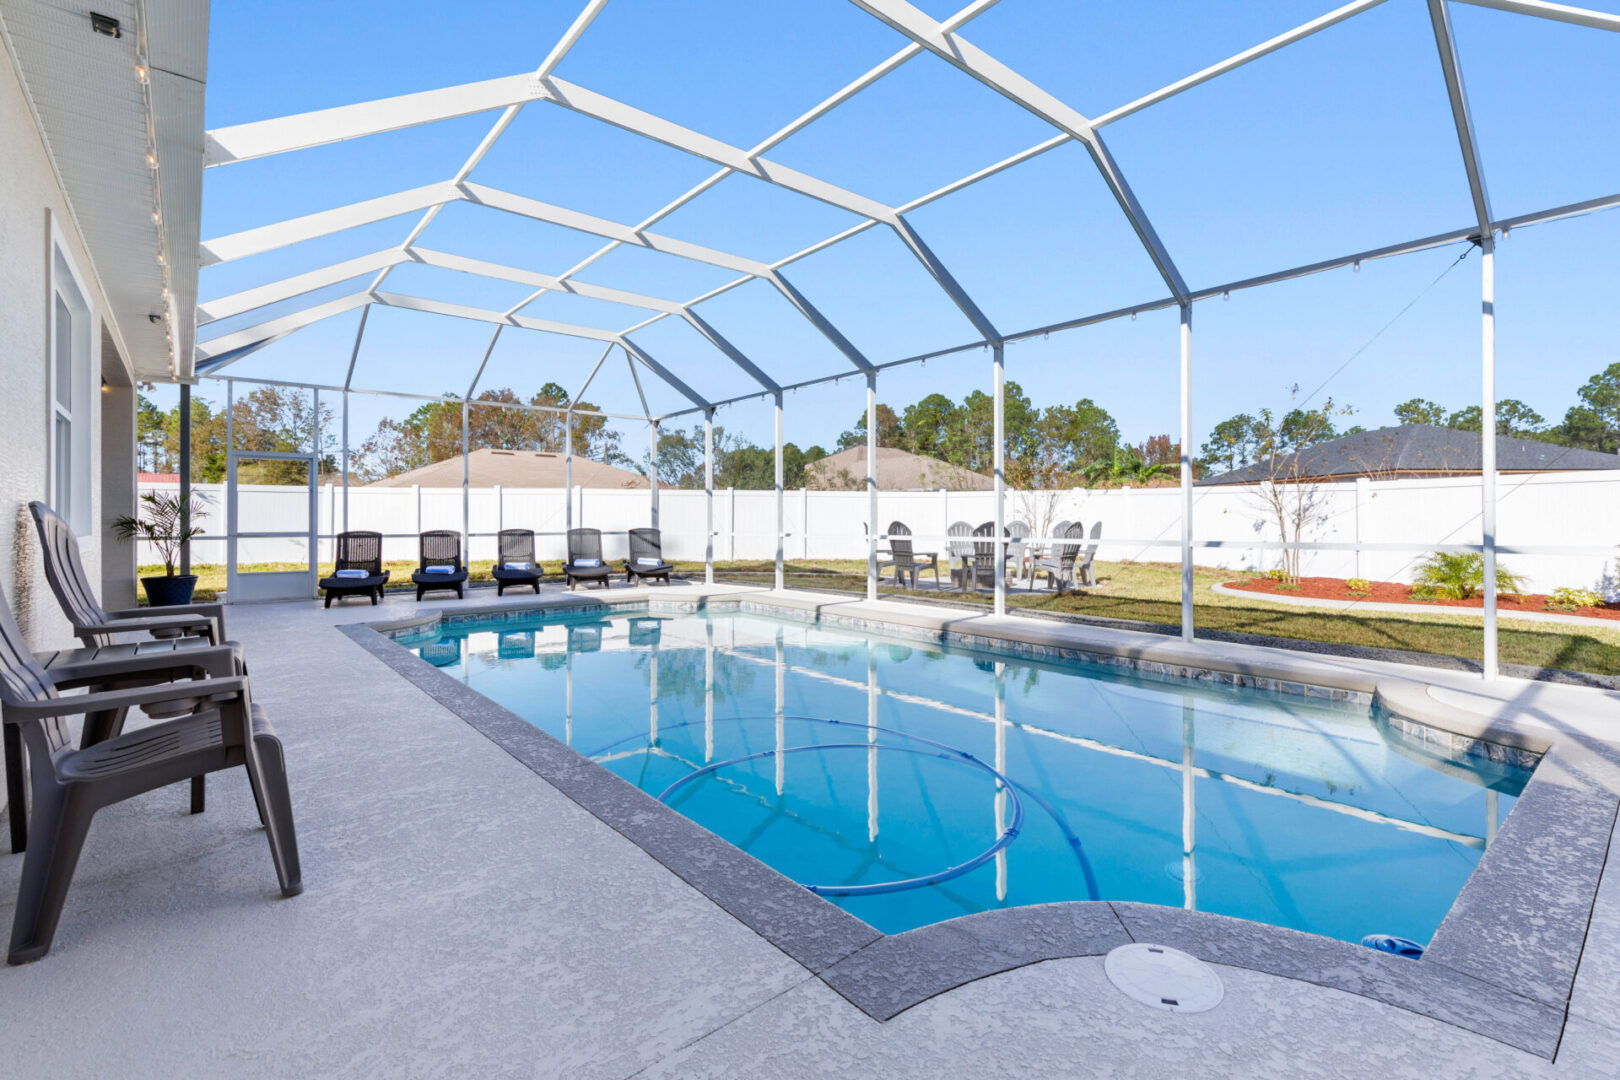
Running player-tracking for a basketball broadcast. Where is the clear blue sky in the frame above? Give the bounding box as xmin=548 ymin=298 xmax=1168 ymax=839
xmin=185 ymin=0 xmax=1620 ymax=460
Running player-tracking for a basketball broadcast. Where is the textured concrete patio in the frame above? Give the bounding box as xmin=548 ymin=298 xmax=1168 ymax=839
xmin=2 ymin=582 xmax=1618 ymax=1078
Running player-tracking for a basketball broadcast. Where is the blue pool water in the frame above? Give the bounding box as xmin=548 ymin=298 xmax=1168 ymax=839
xmin=404 ymin=608 xmax=1530 ymax=943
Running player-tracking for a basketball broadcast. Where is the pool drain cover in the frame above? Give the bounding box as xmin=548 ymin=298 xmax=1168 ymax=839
xmin=1104 ymin=944 xmax=1224 ymax=1014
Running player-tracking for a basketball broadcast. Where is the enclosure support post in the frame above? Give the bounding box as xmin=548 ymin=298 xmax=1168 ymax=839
xmin=565 ymin=410 xmax=574 ymax=538
xmin=461 ymin=398 xmax=470 ymax=559
xmin=993 ymin=342 xmax=1006 ymax=618
xmin=341 ymin=390 xmax=350 ymax=534
xmin=774 ymin=390 xmax=785 ymax=591
xmin=179 ymin=382 xmax=192 ymax=576
xmin=1180 ymin=302 xmax=1194 ymax=642
xmin=1481 ymin=236 xmax=1498 ymax=680
xmin=704 ymin=409 xmax=714 ymax=585
xmin=867 ymin=371 xmax=878 ymax=603
xmin=649 ymin=420 xmax=660 ymax=530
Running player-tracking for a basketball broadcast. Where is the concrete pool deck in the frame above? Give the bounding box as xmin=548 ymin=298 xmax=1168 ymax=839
xmin=2 ymin=580 xmax=1619 ymax=1077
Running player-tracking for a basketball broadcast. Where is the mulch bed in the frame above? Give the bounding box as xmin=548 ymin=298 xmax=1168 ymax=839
xmin=1224 ymin=576 xmax=1620 ymax=622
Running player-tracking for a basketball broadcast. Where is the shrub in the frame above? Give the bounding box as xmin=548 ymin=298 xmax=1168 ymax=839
xmin=1411 ymin=552 xmax=1525 ymax=602
xmin=1265 ymin=568 xmax=1289 ymax=581
xmin=1549 ymin=586 xmax=1605 ymax=611
xmin=1346 ymin=577 xmax=1371 ymax=593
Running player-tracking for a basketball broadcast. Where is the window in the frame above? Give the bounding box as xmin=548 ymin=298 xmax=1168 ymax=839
xmin=48 ymin=220 xmax=91 ymax=533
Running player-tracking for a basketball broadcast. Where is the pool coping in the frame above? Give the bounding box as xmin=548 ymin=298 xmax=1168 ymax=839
xmin=339 ymin=591 xmax=1620 ymax=1059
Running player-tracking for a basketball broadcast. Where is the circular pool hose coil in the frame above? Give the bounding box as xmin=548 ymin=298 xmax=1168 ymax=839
xmin=656 ymin=740 xmax=1024 ymax=897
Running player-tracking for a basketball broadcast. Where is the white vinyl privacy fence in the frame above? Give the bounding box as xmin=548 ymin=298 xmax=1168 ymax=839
xmin=146 ymin=471 xmax=1620 ymax=597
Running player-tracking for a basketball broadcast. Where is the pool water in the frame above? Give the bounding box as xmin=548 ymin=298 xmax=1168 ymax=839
xmin=404 ymin=608 xmax=1530 ymax=943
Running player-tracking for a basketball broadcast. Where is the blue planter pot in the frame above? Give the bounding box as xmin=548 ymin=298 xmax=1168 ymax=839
xmin=141 ymin=574 xmax=197 ymax=606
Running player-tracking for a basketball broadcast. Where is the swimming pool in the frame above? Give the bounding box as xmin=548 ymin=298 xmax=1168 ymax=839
xmin=402 ymin=607 xmax=1530 ymax=944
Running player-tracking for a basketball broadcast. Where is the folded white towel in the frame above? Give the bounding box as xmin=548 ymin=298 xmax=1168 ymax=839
xmin=333 ymin=568 xmax=370 ymax=579
xmin=573 ymin=557 xmax=601 ymax=568
xmin=422 ymin=565 xmax=455 ymax=574
xmin=502 ymin=561 xmax=532 ymax=570
xmin=635 ymin=557 xmax=663 ymax=567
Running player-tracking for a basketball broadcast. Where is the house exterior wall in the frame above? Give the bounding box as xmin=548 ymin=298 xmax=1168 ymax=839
xmin=0 ymin=43 xmax=124 ymax=648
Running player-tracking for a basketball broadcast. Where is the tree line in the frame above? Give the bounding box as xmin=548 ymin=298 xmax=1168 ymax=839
xmin=1199 ymin=362 xmax=1620 ymax=474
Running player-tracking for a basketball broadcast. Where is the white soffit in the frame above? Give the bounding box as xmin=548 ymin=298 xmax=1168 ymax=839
xmin=0 ymin=0 xmax=205 ymax=379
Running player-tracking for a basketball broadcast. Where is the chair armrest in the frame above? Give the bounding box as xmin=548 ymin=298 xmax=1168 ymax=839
xmin=7 ymin=676 xmax=249 ymax=722
xmin=107 ymin=602 xmax=224 ymax=637
xmin=91 ymin=611 xmax=216 ymax=641
xmin=43 ymin=644 xmax=241 ymax=689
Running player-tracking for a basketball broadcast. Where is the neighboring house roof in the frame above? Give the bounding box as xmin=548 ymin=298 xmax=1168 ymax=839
xmin=803 ymin=446 xmax=993 ymax=491
xmin=1198 ymin=424 xmax=1620 ymax=485
xmin=368 ymin=448 xmax=648 ymax=488
xmin=138 ymin=472 xmax=180 ymax=483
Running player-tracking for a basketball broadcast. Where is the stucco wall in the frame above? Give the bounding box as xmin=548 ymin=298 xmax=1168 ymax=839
xmin=0 ymin=44 xmax=117 ymax=649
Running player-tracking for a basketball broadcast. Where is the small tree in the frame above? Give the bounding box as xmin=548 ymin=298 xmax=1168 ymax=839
xmin=113 ymin=490 xmax=209 ymax=576
xmin=1246 ymin=394 xmax=1349 ymax=584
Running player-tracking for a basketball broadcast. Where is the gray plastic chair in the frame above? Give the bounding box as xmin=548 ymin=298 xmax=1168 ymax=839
xmin=0 ymin=581 xmax=300 ymax=964
xmin=492 ymin=529 xmax=542 ymax=596
xmin=1005 ymin=520 xmax=1032 ymax=587
xmin=29 ymin=501 xmax=224 ymax=646
xmin=319 ymin=530 xmax=389 ymax=607
xmin=411 ymin=530 xmax=469 ymax=601
xmin=1077 ymin=521 xmax=1103 ymax=586
xmin=624 ymin=528 xmax=674 ymax=585
xmin=880 ymin=522 xmax=940 ymax=590
xmin=565 ymin=529 xmax=613 ymax=590
xmin=946 ymin=521 xmax=974 ymax=590
xmin=1033 ymin=521 xmax=1087 ymax=593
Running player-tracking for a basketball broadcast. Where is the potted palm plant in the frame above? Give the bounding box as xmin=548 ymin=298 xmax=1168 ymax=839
xmin=113 ymin=490 xmax=209 ymax=606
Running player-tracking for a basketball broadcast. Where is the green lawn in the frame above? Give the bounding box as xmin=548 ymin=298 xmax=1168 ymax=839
xmin=147 ymin=557 xmax=1620 ymax=677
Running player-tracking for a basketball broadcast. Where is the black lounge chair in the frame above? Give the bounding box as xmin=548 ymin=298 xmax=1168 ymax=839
xmin=623 ymin=528 xmax=674 ymax=586
xmin=411 ymin=530 xmax=469 ymax=601
xmin=30 ymin=501 xmax=225 ymax=646
xmin=0 ymin=581 xmax=301 ymax=964
xmin=565 ymin=528 xmax=613 ymax=590
xmin=492 ymin=529 xmax=543 ymax=596
xmin=319 ymin=530 xmax=389 ymax=607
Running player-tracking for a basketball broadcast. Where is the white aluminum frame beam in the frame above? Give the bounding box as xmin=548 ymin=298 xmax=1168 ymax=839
xmin=200 ymin=183 xmax=456 ymax=265
xmin=848 ymin=0 xmax=1189 ymax=302
xmin=198 ymin=248 xmax=400 ymax=324
xmin=196 ymin=291 xmax=371 ymax=362
xmin=1452 ymin=0 xmax=1620 ymax=31
xmin=1426 ymin=0 xmax=1494 ymax=235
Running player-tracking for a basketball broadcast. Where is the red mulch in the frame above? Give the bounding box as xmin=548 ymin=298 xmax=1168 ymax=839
xmin=1223 ymin=576 xmax=1620 ymax=622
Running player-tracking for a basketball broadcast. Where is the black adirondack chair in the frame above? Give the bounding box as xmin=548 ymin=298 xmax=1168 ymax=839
xmin=968 ymin=521 xmax=999 ymax=590
xmin=492 ymin=529 xmax=542 ymax=596
xmin=624 ymin=528 xmax=674 ymax=585
xmin=411 ymin=530 xmax=469 ymax=601
xmin=565 ymin=529 xmax=613 ymax=590
xmin=29 ymin=501 xmax=224 ymax=646
xmin=0 ymin=582 xmax=300 ymax=964
xmin=319 ymin=531 xmax=389 ymax=607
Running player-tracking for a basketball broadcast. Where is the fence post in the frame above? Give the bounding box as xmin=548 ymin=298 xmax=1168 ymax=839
xmin=801 ymin=487 xmax=809 ymax=560
xmin=1354 ymin=476 xmax=1370 ymax=580
xmin=728 ymin=487 xmax=737 ymax=562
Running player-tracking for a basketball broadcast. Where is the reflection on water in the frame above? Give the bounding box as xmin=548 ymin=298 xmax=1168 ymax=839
xmin=406 ymin=610 xmax=1529 ymax=942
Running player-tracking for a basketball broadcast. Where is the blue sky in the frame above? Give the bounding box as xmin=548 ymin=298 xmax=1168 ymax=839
xmin=183 ymin=0 xmax=1620 ymax=459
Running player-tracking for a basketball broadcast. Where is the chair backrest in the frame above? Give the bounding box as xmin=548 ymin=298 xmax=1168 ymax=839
xmin=947 ymin=521 xmax=974 ymax=558
xmin=568 ymin=528 xmax=603 ymax=565
xmin=628 ymin=528 xmax=663 ymax=565
xmin=1059 ymin=521 xmax=1087 ymax=570
xmin=29 ymin=501 xmax=110 ymax=643
xmin=1081 ymin=521 xmax=1103 ymax=562
xmin=1051 ymin=522 xmax=1072 ymax=550
xmin=418 ymin=530 xmax=462 ymax=570
xmin=498 ymin=529 xmax=536 ymax=563
xmin=886 ymin=521 xmax=915 ymax=568
xmin=0 ymin=580 xmax=71 ymax=762
xmin=1005 ymin=520 xmax=1031 ymax=562
xmin=335 ymin=531 xmax=383 ymax=574
xmin=971 ymin=521 xmax=998 ymax=576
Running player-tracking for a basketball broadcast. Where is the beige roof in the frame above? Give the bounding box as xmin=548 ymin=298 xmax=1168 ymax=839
xmin=369 ymin=448 xmax=649 ymax=488
xmin=803 ymin=446 xmax=993 ymax=491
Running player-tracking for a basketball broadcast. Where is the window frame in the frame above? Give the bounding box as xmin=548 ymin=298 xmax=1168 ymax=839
xmin=46 ymin=211 xmax=93 ymax=534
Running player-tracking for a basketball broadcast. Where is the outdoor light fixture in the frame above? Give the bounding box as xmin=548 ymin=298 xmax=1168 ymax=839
xmin=148 ymin=313 xmax=162 ymax=324
xmin=135 ymin=64 xmax=148 ymax=83
xmin=90 ymin=12 xmax=120 ymax=37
